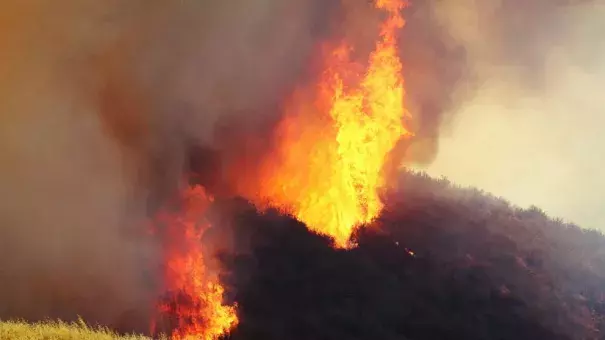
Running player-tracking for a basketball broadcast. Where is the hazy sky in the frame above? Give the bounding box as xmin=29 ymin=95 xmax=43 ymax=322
xmin=419 ymin=2 xmax=605 ymax=230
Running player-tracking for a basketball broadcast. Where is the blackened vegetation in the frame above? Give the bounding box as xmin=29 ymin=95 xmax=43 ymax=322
xmin=215 ymin=172 xmax=605 ymax=340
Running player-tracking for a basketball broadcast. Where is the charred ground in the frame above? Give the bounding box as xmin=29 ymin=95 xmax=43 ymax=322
xmin=209 ymin=171 xmax=605 ymax=340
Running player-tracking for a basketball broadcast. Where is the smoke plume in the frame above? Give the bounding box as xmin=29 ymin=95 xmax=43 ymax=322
xmin=0 ymin=0 xmax=340 ymax=333
xmin=2 ymin=0 xmax=601 ymax=335
xmin=417 ymin=0 xmax=605 ymax=230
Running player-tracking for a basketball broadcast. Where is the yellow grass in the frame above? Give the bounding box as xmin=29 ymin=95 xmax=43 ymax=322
xmin=0 ymin=319 xmax=160 ymax=340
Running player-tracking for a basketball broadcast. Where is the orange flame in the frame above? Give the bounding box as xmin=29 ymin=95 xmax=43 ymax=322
xmin=156 ymin=185 xmax=238 ymax=340
xmin=248 ymin=0 xmax=410 ymax=248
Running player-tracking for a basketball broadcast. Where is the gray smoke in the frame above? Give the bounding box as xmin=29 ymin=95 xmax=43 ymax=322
xmin=2 ymin=0 xmax=599 ymax=334
xmin=418 ymin=0 xmax=605 ymax=230
xmin=0 ymin=0 xmax=340 ymax=333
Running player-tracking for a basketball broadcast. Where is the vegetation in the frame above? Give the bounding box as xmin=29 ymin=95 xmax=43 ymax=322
xmin=216 ymin=171 xmax=605 ymax=340
xmin=0 ymin=319 xmax=154 ymax=340
xmin=4 ymin=171 xmax=605 ymax=339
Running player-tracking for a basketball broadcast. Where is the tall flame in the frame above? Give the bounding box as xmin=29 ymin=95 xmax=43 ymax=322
xmin=248 ymin=0 xmax=410 ymax=248
xmin=155 ymin=185 xmax=238 ymax=340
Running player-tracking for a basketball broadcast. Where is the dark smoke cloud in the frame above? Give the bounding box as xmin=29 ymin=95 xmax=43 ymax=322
xmin=0 ymin=1 xmax=160 ymax=332
xmin=0 ymin=0 xmax=340 ymax=333
xmin=397 ymin=1 xmax=469 ymax=165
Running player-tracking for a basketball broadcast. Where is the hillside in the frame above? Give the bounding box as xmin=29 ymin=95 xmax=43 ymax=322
xmin=3 ymin=171 xmax=605 ymax=340
xmin=214 ymin=171 xmax=605 ymax=340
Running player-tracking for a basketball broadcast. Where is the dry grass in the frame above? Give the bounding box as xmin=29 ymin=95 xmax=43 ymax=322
xmin=0 ymin=319 xmax=157 ymax=340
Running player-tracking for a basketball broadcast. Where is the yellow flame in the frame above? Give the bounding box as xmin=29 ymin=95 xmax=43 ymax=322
xmin=249 ymin=0 xmax=410 ymax=248
xmin=157 ymin=185 xmax=238 ymax=340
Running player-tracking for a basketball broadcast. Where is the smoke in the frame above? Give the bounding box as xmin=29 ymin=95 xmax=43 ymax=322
xmin=396 ymin=0 xmax=470 ymax=165
xmin=0 ymin=1 xmax=160 ymax=332
xmin=0 ymin=0 xmax=341 ymax=333
xmin=412 ymin=0 xmax=605 ymax=230
xmin=0 ymin=1 xmax=467 ymax=329
xmin=3 ymin=0 xmax=599 ymax=334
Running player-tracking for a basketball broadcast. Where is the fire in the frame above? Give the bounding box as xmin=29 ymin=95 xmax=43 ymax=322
xmin=248 ymin=0 xmax=410 ymax=248
xmin=155 ymin=185 xmax=238 ymax=340
xmin=151 ymin=1 xmax=408 ymax=335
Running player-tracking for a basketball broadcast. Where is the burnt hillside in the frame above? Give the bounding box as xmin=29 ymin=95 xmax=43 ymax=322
xmin=214 ymin=171 xmax=605 ymax=340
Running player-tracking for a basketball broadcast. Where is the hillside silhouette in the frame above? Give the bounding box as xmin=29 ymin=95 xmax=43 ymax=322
xmin=2 ymin=170 xmax=603 ymax=340
xmin=210 ymin=171 xmax=605 ymax=340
